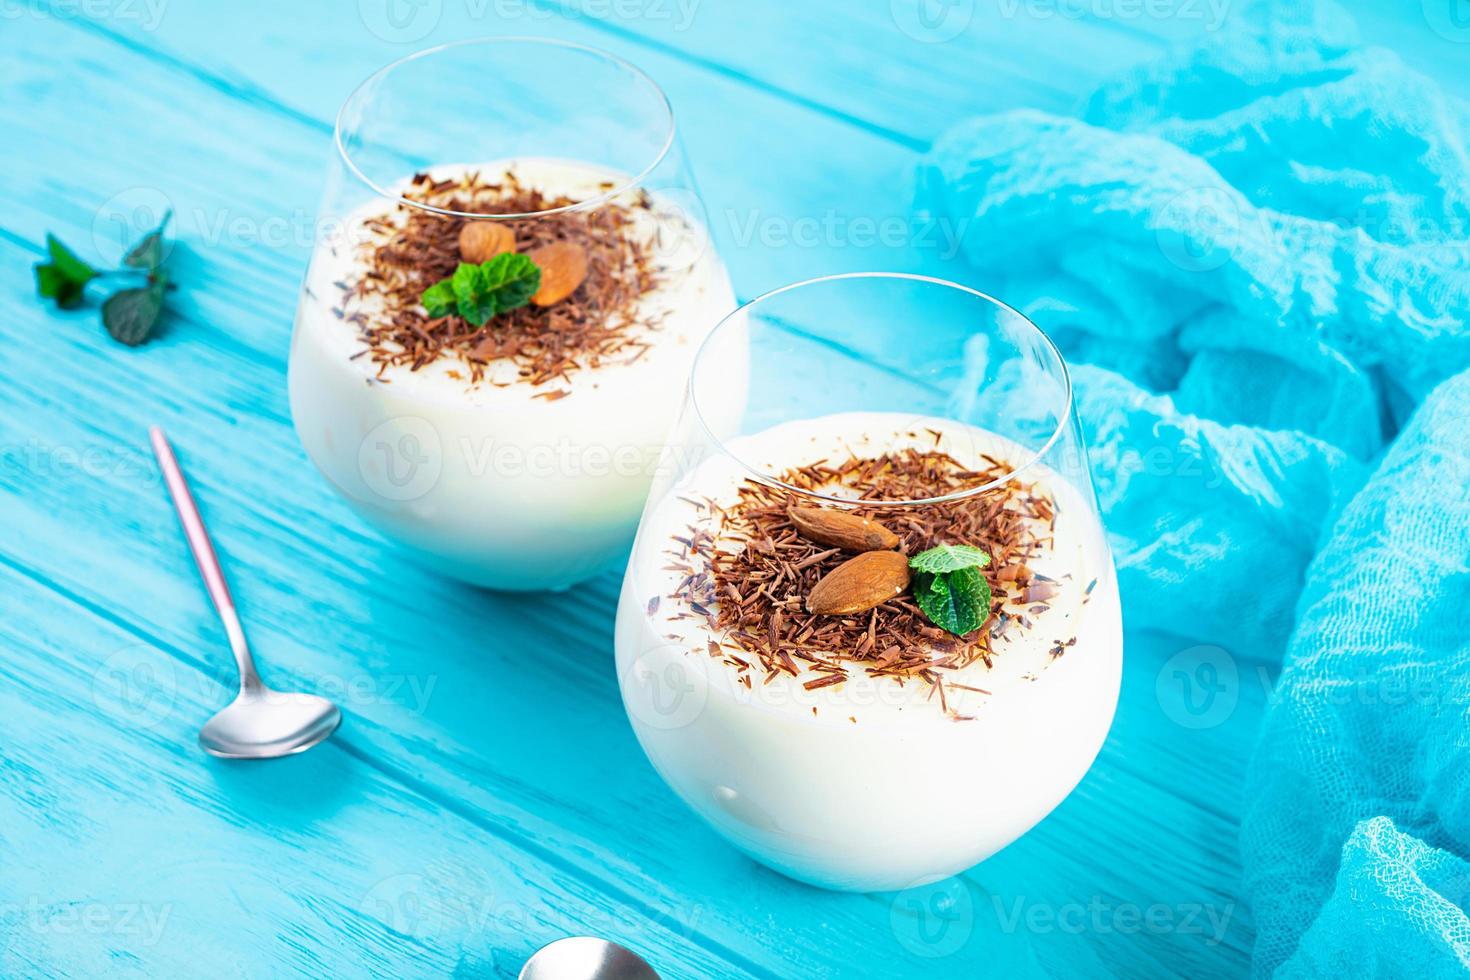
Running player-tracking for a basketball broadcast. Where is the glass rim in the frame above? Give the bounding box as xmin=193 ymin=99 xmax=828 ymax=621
xmin=333 ymin=36 xmax=677 ymax=221
xmin=688 ymin=272 xmax=1076 ymax=508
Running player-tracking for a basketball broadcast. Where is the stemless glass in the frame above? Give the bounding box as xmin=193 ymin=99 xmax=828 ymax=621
xmin=289 ymin=38 xmax=733 ymax=590
xmin=615 ymin=273 xmax=1122 ymax=892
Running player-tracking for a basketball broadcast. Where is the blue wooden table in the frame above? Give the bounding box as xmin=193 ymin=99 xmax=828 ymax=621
xmin=3 ymin=3 xmax=1460 ymax=976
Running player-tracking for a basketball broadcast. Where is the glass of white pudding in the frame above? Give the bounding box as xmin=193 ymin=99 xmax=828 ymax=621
xmin=289 ymin=38 xmax=734 ymax=590
xmin=616 ymin=273 xmax=1122 ymax=892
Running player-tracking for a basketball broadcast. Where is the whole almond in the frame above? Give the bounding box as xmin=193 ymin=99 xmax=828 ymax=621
xmin=788 ymin=506 xmax=899 ymax=552
xmin=528 ymin=241 xmax=589 ymax=306
xmin=458 ymin=221 xmax=514 ymax=263
xmin=806 ymin=551 xmax=911 ymax=616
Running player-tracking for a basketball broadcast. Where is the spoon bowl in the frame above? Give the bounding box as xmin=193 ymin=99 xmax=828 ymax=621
xmin=199 ymin=689 xmax=342 ymax=760
xmin=519 ymin=937 xmax=660 ymax=980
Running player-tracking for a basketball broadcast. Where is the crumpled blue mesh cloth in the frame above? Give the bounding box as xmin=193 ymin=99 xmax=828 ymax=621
xmin=1278 ymin=817 xmax=1470 ymax=978
xmin=917 ymin=0 xmax=1470 ymax=974
xmin=1248 ymin=372 xmax=1470 ymax=976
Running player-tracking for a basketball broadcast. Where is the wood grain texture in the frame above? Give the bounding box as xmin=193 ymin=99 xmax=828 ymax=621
xmin=2 ymin=1 xmax=1447 ymax=976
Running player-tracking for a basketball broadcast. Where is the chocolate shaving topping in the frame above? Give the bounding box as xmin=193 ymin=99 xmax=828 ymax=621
xmin=663 ymin=444 xmax=1069 ymax=717
xmin=341 ymin=169 xmax=662 ymax=387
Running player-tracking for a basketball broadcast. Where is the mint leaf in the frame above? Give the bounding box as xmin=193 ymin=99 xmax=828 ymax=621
xmin=420 ymin=253 xmax=542 ymax=327
xmin=36 ymin=264 xmax=88 ymax=308
xmin=102 ymin=281 xmax=166 ymax=346
xmin=34 ymin=220 xmax=175 ymax=344
xmin=123 ymin=210 xmax=172 ymax=270
xmin=909 ymin=544 xmax=991 ymax=575
xmin=46 ymin=234 xmax=96 ymax=281
xmin=476 ymin=252 xmax=540 ymax=313
xmin=35 ymin=235 xmax=98 ymax=309
xmin=912 ymin=565 xmax=991 ymax=636
xmin=421 ymin=278 xmax=458 ymax=318
xmin=446 ymin=262 xmax=491 ymax=326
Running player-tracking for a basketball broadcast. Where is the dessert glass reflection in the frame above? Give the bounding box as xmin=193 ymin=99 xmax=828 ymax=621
xmin=289 ymin=38 xmax=734 ymax=590
xmin=616 ymin=274 xmax=1122 ymax=892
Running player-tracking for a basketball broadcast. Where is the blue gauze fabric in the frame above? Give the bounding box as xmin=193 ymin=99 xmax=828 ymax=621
xmin=917 ymin=1 xmax=1470 ymax=975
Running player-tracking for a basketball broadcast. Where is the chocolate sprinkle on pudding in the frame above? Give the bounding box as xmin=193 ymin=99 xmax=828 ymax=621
xmin=340 ymin=169 xmax=663 ymax=386
xmin=661 ymin=439 xmax=1070 ymax=718
xmin=290 ymin=157 xmax=735 ymax=590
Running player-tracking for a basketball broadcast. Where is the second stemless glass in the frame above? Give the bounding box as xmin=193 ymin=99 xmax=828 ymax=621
xmin=289 ymin=38 xmax=733 ymax=591
xmin=615 ymin=273 xmax=1122 ymax=892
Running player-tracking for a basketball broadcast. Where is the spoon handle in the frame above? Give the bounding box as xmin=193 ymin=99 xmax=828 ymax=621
xmin=149 ymin=426 xmax=262 ymax=693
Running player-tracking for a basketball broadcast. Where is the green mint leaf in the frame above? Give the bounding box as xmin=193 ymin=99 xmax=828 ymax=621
xmin=101 ymin=282 xmax=166 ymax=346
xmin=47 ymin=234 xmax=97 ymax=281
xmin=912 ymin=565 xmax=992 ymax=636
xmin=909 ymin=543 xmax=991 ymax=575
xmin=36 ymin=264 xmax=89 ymax=309
xmin=420 ymin=254 xmax=542 ymax=327
xmin=123 ymin=210 xmax=172 ymax=270
xmin=475 ymin=252 xmax=541 ymax=315
xmin=421 ymin=278 xmax=459 ymax=318
xmin=35 ymin=234 xmax=98 ymax=309
xmin=450 ymin=261 xmax=497 ymax=327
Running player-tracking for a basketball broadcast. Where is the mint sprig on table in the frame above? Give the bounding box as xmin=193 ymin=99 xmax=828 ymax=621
xmin=34 ymin=212 xmax=174 ymax=346
xmin=35 ymin=236 xmax=97 ymax=309
xmin=909 ymin=544 xmax=992 ymax=636
xmin=421 ymin=253 xmax=541 ymax=327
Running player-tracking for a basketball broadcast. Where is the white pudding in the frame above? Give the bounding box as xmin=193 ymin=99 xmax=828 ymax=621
xmin=289 ymin=159 xmax=736 ymax=590
xmin=615 ymin=412 xmax=1121 ymax=891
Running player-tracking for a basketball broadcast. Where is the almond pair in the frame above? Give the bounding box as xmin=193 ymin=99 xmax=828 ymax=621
xmin=788 ymin=506 xmax=909 ymax=616
xmin=458 ymin=223 xmax=588 ymax=307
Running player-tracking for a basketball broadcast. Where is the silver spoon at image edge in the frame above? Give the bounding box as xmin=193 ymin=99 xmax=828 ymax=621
xmin=519 ymin=937 xmax=661 ymax=980
xmin=149 ymin=426 xmax=341 ymax=759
